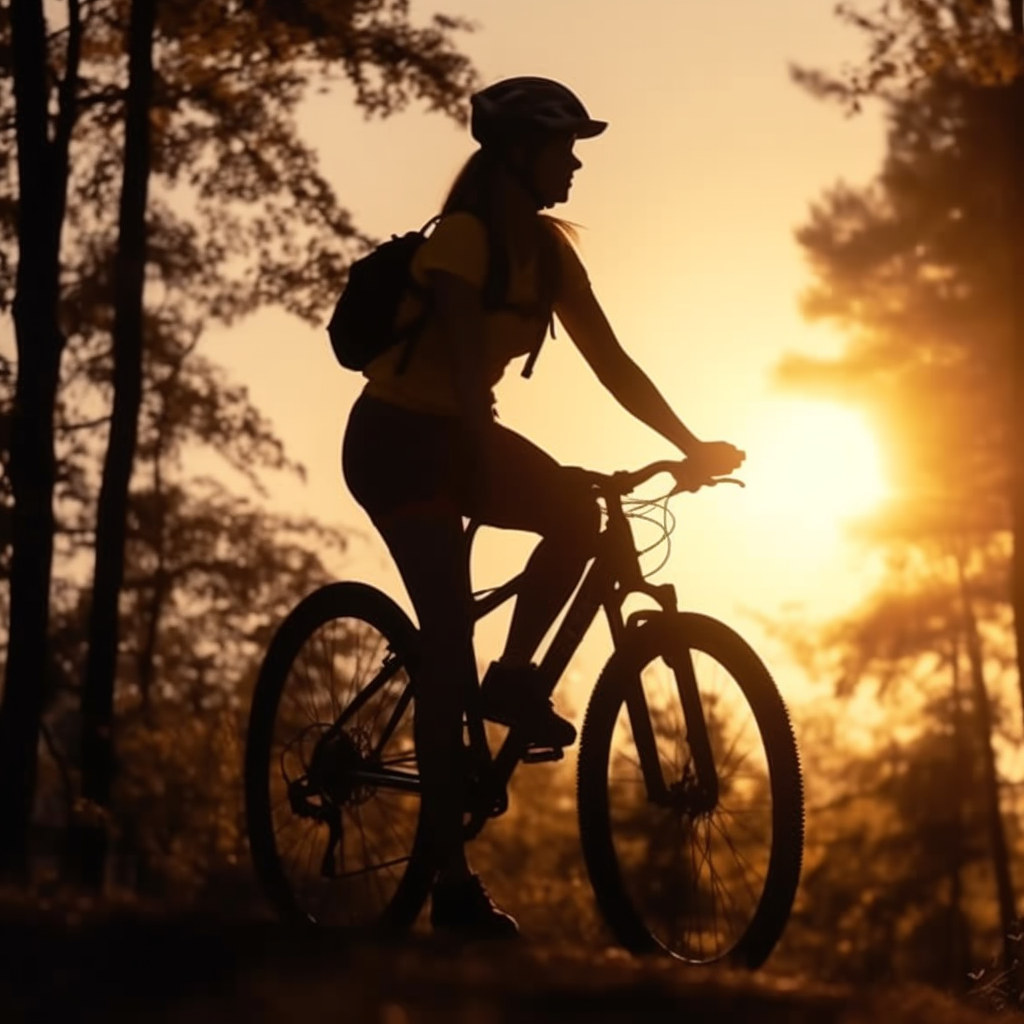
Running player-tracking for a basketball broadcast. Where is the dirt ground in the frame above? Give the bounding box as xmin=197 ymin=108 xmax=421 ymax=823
xmin=0 ymin=908 xmax=1003 ymax=1024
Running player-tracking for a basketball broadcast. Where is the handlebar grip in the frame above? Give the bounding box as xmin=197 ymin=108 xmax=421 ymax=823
xmin=669 ymin=474 xmax=746 ymax=495
xmin=585 ymin=461 xmax=745 ymax=497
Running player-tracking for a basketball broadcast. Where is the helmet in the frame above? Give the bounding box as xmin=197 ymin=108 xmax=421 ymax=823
xmin=470 ymin=77 xmax=607 ymax=147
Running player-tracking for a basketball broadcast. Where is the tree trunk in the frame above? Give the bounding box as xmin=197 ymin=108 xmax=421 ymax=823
xmin=0 ymin=0 xmax=80 ymax=882
xmin=1008 ymin=7 xmax=1024 ymax=735
xmin=957 ymin=558 xmax=1018 ymax=966
xmin=136 ymin=387 xmax=176 ymax=717
xmin=72 ymin=0 xmax=159 ymax=889
xmin=1004 ymin=5 xmax=1024 ymax=995
xmin=946 ymin=641 xmax=973 ymax=983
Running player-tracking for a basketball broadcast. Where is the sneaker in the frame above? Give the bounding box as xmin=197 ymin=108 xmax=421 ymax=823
xmin=479 ymin=661 xmax=577 ymax=749
xmin=430 ymin=873 xmax=519 ymax=940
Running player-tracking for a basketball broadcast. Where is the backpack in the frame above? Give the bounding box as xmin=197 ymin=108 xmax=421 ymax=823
xmin=326 ymin=214 xmax=560 ymax=378
xmin=326 ymin=217 xmax=438 ymax=374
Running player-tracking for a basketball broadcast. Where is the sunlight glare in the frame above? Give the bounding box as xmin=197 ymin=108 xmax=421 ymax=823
xmin=743 ymin=401 xmax=889 ymax=537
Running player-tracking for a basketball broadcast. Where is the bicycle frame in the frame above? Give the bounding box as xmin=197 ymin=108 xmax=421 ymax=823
xmin=338 ymin=468 xmax=724 ymax=821
xmin=463 ymin=477 xmax=719 ymax=815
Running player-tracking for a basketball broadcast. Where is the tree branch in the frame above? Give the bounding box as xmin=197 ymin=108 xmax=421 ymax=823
xmin=52 ymin=0 xmax=82 ymax=189
xmin=58 ymin=414 xmax=112 ymax=433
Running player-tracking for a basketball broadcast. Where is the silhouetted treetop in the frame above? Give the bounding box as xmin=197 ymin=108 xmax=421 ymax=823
xmin=792 ymin=0 xmax=1024 ymax=111
xmin=0 ymin=0 xmax=479 ymax=325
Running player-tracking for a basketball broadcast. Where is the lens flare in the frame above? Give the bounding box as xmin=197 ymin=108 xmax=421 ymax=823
xmin=742 ymin=400 xmax=889 ymax=534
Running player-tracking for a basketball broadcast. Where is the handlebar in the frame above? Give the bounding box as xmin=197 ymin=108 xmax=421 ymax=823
xmin=578 ymin=459 xmax=745 ymax=498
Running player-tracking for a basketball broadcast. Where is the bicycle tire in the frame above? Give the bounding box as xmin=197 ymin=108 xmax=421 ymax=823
xmin=245 ymin=581 xmax=434 ymax=930
xmin=577 ymin=612 xmax=803 ymax=968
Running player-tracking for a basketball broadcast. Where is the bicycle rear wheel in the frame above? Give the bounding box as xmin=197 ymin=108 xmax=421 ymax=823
xmin=577 ymin=613 xmax=803 ymax=968
xmin=245 ymin=582 xmax=433 ymax=930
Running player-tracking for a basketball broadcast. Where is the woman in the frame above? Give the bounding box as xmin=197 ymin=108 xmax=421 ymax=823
xmin=342 ymin=77 xmax=744 ymax=939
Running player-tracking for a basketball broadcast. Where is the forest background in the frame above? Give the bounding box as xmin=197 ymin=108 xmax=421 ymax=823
xmin=2 ymin=0 xmax=1024 ymax=994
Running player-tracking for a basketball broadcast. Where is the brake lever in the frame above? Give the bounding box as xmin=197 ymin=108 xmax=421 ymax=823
xmin=669 ymin=474 xmax=746 ymax=495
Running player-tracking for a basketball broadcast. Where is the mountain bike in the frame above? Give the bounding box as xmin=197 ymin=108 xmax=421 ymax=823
xmin=244 ymin=458 xmax=804 ymax=968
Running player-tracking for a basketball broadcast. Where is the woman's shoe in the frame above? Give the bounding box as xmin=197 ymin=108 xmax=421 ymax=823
xmin=478 ymin=661 xmax=577 ymax=748
xmin=430 ymin=873 xmax=520 ymax=940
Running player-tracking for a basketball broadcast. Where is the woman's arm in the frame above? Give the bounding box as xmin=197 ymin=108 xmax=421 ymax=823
xmin=557 ymin=284 xmax=744 ymax=473
xmin=557 ymin=286 xmax=696 ymax=450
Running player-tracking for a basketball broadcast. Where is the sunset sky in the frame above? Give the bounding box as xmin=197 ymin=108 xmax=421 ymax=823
xmin=4 ymin=1 xmax=893 ymax=701
xmin=192 ymin=0 xmax=901 ymax=697
xmin=198 ymin=1 xmax=895 ymax=697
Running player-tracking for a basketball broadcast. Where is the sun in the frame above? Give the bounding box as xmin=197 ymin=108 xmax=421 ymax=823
xmin=741 ymin=400 xmax=889 ymax=534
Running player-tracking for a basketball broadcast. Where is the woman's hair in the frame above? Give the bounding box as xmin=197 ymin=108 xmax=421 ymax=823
xmin=440 ymin=149 xmax=497 ymax=219
xmin=440 ymin=148 xmax=579 ymax=247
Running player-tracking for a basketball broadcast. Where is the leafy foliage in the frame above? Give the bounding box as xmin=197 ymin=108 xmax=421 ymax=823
xmin=0 ymin=0 xmax=478 ymax=890
xmin=779 ymin=79 xmax=1016 ymax=516
xmin=768 ymin=64 xmax=1024 ymax=983
xmin=791 ymin=1 xmax=1024 ymax=112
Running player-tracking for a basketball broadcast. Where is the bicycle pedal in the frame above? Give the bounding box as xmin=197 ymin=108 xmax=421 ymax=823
xmin=522 ymin=746 xmax=565 ymax=764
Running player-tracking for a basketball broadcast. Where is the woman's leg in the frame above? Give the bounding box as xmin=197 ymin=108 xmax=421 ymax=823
xmin=342 ymin=396 xmax=518 ymax=934
xmin=501 ymin=524 xmax=597 ymax=666
xmin=342 ymin=397 xmax=476 ymax=880
xmin=374 ymin=507 xmax=475 ymax=881
xmin=468 ymin=425 xmax=601 ymax=667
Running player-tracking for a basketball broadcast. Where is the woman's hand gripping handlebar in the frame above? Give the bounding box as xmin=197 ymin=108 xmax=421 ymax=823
xmin=582 ymin=458 xmax=745 ymax=498
xmin=599 ymin=440 xmax=746 ymax=497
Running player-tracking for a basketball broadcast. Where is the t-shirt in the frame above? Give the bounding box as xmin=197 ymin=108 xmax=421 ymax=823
xmin=362 ymin=212 xmax=591 ymax=416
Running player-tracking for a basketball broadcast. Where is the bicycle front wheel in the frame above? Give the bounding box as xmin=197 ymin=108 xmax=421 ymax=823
xmin=245 ymin=582 xmax=433 ymax=930
xmin=577 ymin=613 xmax=803 ymax=968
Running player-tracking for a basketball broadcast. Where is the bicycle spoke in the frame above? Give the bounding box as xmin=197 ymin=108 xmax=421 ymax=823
xmin=716 ymin=722 xmax=756 ymax=779
xmin=285 ymin=819 xmax=320 ymax=880
xmin=320 ymin=620 xmax=341 ymax=723
xmin=333 ymin=854 xmax=413 ymax=883
xmin=597 ymin=624 xmax=797 ymax=964
xmin=701 ymin=820 xmax=744 ymax=949
xmin=289 ymin=649 xmax=320 ymax=727
xmin=363 ymin=644 xmax=393 ymax=740
xmin=252 ymin=596 xmax=426 ymax=931
xmin=708 ymin=815 xmax=764 ymax=906
xmin=715 ymin=803 xmax=770 ymax=844
xmin=302 ymin=641 xmax=334 ymax=726
xmin=332 ymin=621 xmax=359 ymax=716
xmin=353 ymin=802 xmax=396 ymax=909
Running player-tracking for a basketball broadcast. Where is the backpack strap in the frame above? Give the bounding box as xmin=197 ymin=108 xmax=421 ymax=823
xmin=521 ymin=222 xmax=561 ymax=379
xmin=480 ymin=217 xmax=561 ymax=379
xmin=402 ymin=214 xmax=559 ymax=378
xmin=393 ymin=216 xmax=441 ymax=375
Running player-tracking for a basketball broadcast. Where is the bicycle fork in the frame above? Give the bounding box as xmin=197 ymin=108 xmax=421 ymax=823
xmin=622 ymin=617 xmax=720 ymax=814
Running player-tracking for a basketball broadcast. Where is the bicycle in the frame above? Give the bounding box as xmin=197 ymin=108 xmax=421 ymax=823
xmin=244 ymin=457 xmax=804 ymax=968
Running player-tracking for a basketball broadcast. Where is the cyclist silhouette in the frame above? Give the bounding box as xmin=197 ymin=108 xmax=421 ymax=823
xmin=342 ymin=77 xmax=745 ymax=939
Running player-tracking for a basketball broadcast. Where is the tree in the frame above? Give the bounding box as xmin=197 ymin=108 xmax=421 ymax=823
xmin=0 ymin=0 xmax=82 ymax=881
xmin=780 ymin=72 xmax=1019 ymax=696
xmin=32 ymin=272 xmax=351 ymax=894
xmin=0 ymin=0 xmax=479 ymax=881
xmin=794 ymin=0 xmax=1024 ymax=726
xmin=778 ymin=67 xmax=1024 ymax=979
xmin=72 ymin=0 xmax=159 ymax=888
xmin=773 ymin=541 xmax=1020 ymax=983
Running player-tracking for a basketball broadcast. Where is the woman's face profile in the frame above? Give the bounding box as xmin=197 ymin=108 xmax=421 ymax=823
xmin=528 ymin=133 xmax=582 ymax=207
